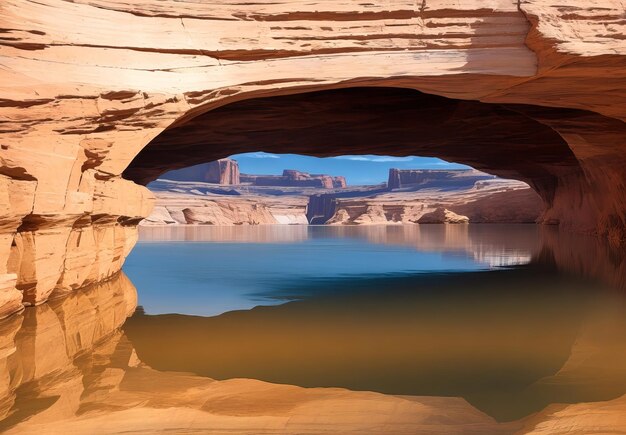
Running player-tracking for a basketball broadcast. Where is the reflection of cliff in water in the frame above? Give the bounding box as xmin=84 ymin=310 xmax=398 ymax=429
xmin=139 ymin=224 xmax=539 ymax=264
xmin=138 ymin=224 xmax=626 ymax=289
xmin=0 ymin=273 xmax=137 ymax=432
xmin=1 ymin=226 xmax=626 ymax=433
xmin=0 ymin=273 xmax=521 ymax=434
xmin=125 ymin=267 xmax=626 ymax=422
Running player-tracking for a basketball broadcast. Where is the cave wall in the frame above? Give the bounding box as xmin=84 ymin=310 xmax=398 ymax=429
xmin=0 ymin=0 xmax=625 ymax=317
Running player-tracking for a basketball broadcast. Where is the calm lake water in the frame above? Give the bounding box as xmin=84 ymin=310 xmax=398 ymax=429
xmin=125 ymin=225 xmax=536 ymax=316
xmin=2 ymin=224 xmax=626 ymax=433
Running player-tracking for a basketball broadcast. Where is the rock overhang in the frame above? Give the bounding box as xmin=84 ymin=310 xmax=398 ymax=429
xmin=0 ymin=0 xmax=624 ymax=317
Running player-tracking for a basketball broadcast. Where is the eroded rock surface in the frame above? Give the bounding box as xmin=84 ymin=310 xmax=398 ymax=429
xmin=164 ymin=159 xmax=241 ymax=185
xmin=417 ymin=208 xmax=470 ymax=224
xmin=388 ymin=169 xmax=495 ymax=190
xmin=143 ymin=174 xmax=541 ymax=226
xmin=1 ymin=0 xmax=625 ymax=316
xmin=241 ymin=169 xmax=346 ymax=189
xmin=143 ymin=179 xmax=311 ymax=225
xmin=322 ymin=178 xmax=542 ymax=225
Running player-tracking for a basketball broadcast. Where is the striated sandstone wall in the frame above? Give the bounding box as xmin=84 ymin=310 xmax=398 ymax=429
xmin=163 ymin=159 xmax=240 ymax=184
xmin=241 ymin=170 xmax=346 ymax=189
xmin=164 ymin=162 xmax=345 ymax=188
xmin=1 ymin=0 xmax=625 ymax=317
xmin=325 ymin=181 xmax=542 ymax=225
xmin=388 ymin=169 xmax=495 ymax=190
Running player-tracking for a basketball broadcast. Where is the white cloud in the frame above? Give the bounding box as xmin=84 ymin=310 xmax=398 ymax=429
xmin=333 ymin=155 xmax=414 ymax=162
xmin=245 ymin=152 xmax=280 ymax=159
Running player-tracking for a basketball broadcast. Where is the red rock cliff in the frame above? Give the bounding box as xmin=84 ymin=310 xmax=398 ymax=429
xmin=160 ymin=159 xmax=240 ymax=184
xmin=388 ymin=169 xmax=495 ymax=190
xmin=241 ymin=170 xmax=345 ymax=189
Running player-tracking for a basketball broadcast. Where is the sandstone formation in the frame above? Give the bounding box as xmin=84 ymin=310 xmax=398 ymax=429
xmin=388 ymin=169 xmax=495 ymax=190
xmin=143 ymin=179 xmax=309 ymax=225
xmin=241 ymin=169 xmax=346 ymax=188
xmin=322 ymin=178 xmax=542 ymax=225
xmin=1 ymin=0 xmax=625 ymax=316
xmin=164 ymin=159 xmax=240 ymax=184
xmin=331 ymin=176 xmax=347 ymax=189
xmin=143 ymin=174 xmax=541 ymax=226
xmin=163 ymin=161 xmax=347 ymax=188
xmin=417 ymin=208 xmax=470 ymax=224
xmin=0 ymin=272 xmax=137 ymax=426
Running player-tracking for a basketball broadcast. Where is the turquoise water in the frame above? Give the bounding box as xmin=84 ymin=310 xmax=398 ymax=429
xmin=124 ymin=225 xmax=531 ymax=316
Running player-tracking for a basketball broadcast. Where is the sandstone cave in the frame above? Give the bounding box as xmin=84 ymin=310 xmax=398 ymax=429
xmin=123 ymin=86 xmax=623 ymax=239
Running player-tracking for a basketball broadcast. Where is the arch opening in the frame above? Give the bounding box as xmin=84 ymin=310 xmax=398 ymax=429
xmin=123 ymin=87 xmax=581 ymax=214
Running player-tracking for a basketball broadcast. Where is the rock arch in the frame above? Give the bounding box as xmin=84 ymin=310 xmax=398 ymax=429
xmin=0 ymin=0 xmax=625 ymax=316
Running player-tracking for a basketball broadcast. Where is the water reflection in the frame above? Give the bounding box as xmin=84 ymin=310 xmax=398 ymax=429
xmin=0 ymin=274 xmax=136 ymax=432
xmin=129 ymin=225 xmax=541 ymax=316
xmin=0 ymin=274 xmax=520 ymax=434
xmin=124 ymin=268 xmax=626 ymax=422
xmin=138 ymin=224 xmax=540 ymax=266
xmin=0 ymin=226 xmax=626 ymax=433
xmin=139 ymin=224 xmax=626 ymax=290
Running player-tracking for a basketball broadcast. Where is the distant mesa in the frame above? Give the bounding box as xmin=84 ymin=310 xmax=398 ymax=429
xmin=146 ymin=162 xmax=540 ymax=227
xmin=162 ymin=159 xmax=346 ymax=189
xmin=162 ymin=159 xmax=240 ymax=184
xmin=387 ymin=168 xmax=495 ymax=190
xmin=241 ymin=170 xmax=346 ymax=189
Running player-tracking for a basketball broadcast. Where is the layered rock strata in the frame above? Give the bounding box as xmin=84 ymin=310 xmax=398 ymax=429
xmin=388 ymin=169 xmax=495 ymax=190
xmin=163 ymin=162 xmax=346 ymax=188
xmin=164 ymin=159 xmax=240 ymax=185
xmin=417 ymin=208 xmax=471 ymax=224
xmin=143 ymin=179 xmax=309 ymax=225
xmin=1 ymin=0 xmax=625 ymax=316
xmin=143 ymin=175 xmax=540 ymax=226
xmin=241 ymin=169 xmax=346 ymax=189
xmin=324 ymin=179 xmax=542 ymax=225
xmin=0 ymin=272 xmax=137 ymax=426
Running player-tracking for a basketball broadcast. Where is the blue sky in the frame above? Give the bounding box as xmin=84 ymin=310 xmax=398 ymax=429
xmin=230 ymin=152 xmax=469 ymax=186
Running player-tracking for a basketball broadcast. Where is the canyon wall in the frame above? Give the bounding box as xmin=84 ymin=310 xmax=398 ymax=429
xmin=1 ymin=0 xmax=625 ymax=317
xmin=163 ymin=161 xmax=346 ymax=189
xmin=145 ymin=171 xmax=536 ymax=226
xmin=388 ymin=169 xmax=495 ymax=190
xmin=144 ymin=194 xmax=309 ymax=226
xmin=241 ymin=170 xmax=346 ymax=189
xmin=324 ymin=180 xmax=542 ymax=225
xmin=163 ymin=159 xmax=240 ymax=185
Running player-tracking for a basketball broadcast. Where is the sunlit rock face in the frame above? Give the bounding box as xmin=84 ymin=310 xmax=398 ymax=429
xmin=1 ymin=0 xmax=625 ymax=316
xmin=241 ymin=170 xmax=345 ymax=189
xmin=388 ymin=169 xmax=495 ymax=190
xmin=163 ymin=159 xmax=241 ymax=184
